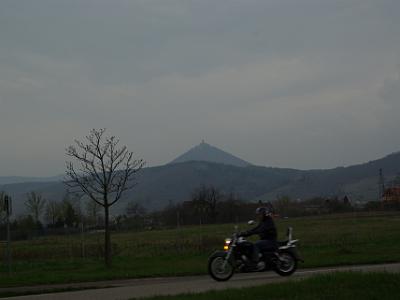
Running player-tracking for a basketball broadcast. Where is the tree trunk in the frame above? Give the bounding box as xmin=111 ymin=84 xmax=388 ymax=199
xmin=104 ymin=204 xmax=111 ymax=267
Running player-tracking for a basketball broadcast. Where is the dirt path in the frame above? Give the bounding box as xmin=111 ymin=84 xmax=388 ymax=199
xmin=2 ymin=263 xmax=400 ymax=300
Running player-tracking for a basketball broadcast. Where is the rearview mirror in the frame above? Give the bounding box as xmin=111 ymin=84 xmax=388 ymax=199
xmin=248 ymin=220 xmax=255 ymax=225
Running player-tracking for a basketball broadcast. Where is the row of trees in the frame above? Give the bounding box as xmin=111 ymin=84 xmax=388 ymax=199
xmin=0 ymin=191 xmax=105 ymax=240
xmin=22 ymin=191 xmax=103 ymax=229
xmin=134 ymin=192 xmax=399 ymax=229
xmin=1 ymin=191 xmax=102 ymax=228
xmin=152 ymin=190 xmax=356 ymax=228
xmin=9 ymin=186 xmax=397 ymax=234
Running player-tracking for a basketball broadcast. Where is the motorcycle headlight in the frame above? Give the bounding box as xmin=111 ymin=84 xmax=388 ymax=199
xmin=224 ymin=238 xmax=231 ymax=251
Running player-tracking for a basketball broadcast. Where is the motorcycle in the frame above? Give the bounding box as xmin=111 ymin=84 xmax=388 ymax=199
xmin=208 ymin=221 xmax=303 ymax=281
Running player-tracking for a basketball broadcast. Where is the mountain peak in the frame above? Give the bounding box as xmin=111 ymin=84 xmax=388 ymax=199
xmin=169 ymin=142 xmax=251 ymax=167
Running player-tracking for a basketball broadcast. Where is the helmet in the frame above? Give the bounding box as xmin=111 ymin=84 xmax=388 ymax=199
xmin=256 ymin=202 xmax=275 ymax=216
xmin=255 ymin=207 xmax=271 ymax=216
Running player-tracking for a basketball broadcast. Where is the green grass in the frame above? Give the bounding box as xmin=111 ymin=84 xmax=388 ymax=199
xmin=133 ymin=272 xmax=400 ymax=300
xmin=0 ymin=212 xmax=399 ymax=287
xmin=0 ymin=256 xmax=206 ymax=287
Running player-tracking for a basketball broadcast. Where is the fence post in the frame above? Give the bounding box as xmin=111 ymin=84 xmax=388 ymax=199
xmin=81 ymin=222 xmax=85 ymax=258
xmin=4 ymin=195 xmax=12 ymax=274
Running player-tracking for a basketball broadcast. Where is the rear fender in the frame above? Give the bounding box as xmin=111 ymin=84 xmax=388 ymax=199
xmin=280 ymin=247 xmax=304 ymax=263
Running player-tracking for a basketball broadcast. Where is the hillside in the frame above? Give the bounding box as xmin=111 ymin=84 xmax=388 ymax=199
xmin=1 ymin=151 xmax=399 ymax=216
xmin=0 ymin=162 xmax=299 ymax=215
xmin=259 ymin=151 xmax=400 ymax=202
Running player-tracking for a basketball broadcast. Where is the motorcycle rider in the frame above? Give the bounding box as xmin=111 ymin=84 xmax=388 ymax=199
xmin=239 ymin=205 xmax=278 ymax=268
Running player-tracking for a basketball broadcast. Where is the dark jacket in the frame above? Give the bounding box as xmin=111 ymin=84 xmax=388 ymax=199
xmin=241 ymin=216 xmax=277 ymax=241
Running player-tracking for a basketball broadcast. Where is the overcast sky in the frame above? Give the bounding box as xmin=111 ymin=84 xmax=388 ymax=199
xmin=1 ymin=0 xmax=400 ymax=176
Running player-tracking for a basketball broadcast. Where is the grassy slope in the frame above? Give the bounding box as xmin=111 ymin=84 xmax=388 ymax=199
xmin=133 ymin=272 xmax=400 ymax=300
xmin=0 ymin=212 xmax=399 ymax=287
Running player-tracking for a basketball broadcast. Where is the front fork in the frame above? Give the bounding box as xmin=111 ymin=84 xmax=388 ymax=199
xmin=222 ymin=246 xmax=234 ymax=269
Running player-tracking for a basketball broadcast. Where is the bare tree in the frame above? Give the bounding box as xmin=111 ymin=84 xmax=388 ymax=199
xmin=126 ymin=202 xmax=146 ymax=218
xmin=64 ymin=128 xmax=144 ymax=266
xmin=192 ymin=185 xmax=222 ymax=224
xmin=207 ymin=186 xmax=222 ymax=223
xmin=60 ymin=194 xmax=80 ymax=228
xmin=85 ymin=198 xmax=102 ymax=227
xmin=25 ymin=191 xmax=46 ymax=224
xmin=192 ymin=186 xmax=209 ymax=224
xmin=45 ymin=200 xmax=62 ymax=226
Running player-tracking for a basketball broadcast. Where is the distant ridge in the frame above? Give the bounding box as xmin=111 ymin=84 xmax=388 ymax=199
xmin=0 ymin=175 xmax=63 ymax=185
xmin=2 ymin=150 xmax=400 ymax=216
xmin=169 ymin=141 xmax=251 ymax=167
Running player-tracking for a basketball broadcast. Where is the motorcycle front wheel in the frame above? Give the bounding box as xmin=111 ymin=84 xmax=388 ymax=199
xmin=208 ymin=253 xmax=234 ymax=282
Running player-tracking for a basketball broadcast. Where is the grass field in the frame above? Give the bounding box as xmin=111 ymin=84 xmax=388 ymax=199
xmin=0 ymin=211 xmax=399 ymax=287
xmin=132 ymin=272 xmax=400 ymax=300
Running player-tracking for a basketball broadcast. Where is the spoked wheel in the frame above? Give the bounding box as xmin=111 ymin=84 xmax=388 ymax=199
xmin=274 ymin=252 xmax=297 ymax=276
xmin=208 ymin=254 xmax=234 ymax=282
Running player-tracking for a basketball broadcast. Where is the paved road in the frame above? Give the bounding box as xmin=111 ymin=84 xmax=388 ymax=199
xmin=2 ymin=263 xmax=400 ymax=300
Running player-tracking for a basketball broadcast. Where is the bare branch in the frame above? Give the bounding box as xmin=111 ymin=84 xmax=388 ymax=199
xmin=64 ymin=129 xmax=144 ymax=209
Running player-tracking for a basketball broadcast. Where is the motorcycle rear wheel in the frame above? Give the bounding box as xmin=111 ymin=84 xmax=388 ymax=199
xmin=274 ymin=252 xmax=297 ymax=276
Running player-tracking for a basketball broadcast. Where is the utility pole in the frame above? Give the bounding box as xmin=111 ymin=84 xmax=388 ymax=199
xmin=378 ymin=168 xmax=385 ymax=201
xmin=4 ymin=195 xmax=12 ymax=274
xmin=176 ymin=210 xmax=180 ymax=229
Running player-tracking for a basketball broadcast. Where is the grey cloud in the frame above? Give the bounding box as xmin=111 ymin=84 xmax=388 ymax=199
xmin=1 ymin=0 xmax=400 ymax=176
xmin=3 ymin=0 xmax=398 ymax=84
xmin=379 ymin=67 xmax=400 ymax=105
